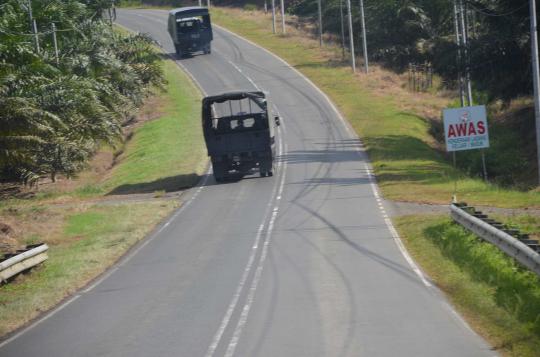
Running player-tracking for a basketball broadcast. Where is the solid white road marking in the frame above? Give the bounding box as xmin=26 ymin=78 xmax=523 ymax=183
xmin=205 ymin=126 xmax=288 ymax=357
xmin=224 ymin=164 xmax=287 ymax=357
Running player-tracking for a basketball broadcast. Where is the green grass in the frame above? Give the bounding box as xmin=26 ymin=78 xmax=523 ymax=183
xmin=1 ymin=51 xmax=207 ymax=202
xmin=103 ymin=59 xmax=207 ymax=195
xmin=395 ymin=215 xmax=540 ymax=356
xmin=0 ymin=202 xmax=177 ymax=337
xmin=209 ymin=7 xmax=540 ymax=208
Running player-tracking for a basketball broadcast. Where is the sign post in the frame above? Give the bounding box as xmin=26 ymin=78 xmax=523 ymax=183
xmin=443 ymin=105 xmax=490 ymax=201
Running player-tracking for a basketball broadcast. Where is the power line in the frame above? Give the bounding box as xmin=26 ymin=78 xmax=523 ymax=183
xmin=466 ymin=1 xmax=528 ymax=17
xmin=0 ymin=26 xmax=74 ymax=37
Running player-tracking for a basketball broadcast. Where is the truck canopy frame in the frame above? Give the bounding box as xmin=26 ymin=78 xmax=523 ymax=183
xmin=169 ymin=7 xmax=210 ymax=19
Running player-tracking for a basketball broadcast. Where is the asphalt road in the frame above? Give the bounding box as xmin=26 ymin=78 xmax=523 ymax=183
xmin=0 ymin=9 xmax=495 ymax=357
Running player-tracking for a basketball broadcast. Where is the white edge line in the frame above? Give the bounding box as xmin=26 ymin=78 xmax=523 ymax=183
xmin=224 ymin=156 xmax=287 ymax=357
xmin=0 ymin=294 xmax=81 ymax=349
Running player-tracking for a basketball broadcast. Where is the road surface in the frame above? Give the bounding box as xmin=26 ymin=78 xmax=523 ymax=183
xmin=0 ymin=9 xmax=494 ymax=357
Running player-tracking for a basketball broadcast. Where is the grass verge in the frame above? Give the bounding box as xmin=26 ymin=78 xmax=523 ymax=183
xmin=395 ymin=215 xmax=540 ymax=356
xmin=0 ymin=55 xmax=205 ymax=337
xmin=209 ymin=7 xmax=539 ymax=208
xmin=102 ymin=58 xmax=206 ymax=195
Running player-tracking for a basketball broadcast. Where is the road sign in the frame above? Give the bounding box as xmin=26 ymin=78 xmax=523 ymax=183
xmin=443 ymin=105 xmax=489 ymax=152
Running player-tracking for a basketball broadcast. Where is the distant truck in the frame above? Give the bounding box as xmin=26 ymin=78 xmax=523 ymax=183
xmin=202 ymin=91 xmax=281 ymax=182
xmin=167 ymin=7 xmax=213 ymax=57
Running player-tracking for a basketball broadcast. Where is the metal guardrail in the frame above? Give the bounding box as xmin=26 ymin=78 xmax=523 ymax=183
xmin=451 ymin=203 xmax=540 ymax=276
xmin=0 ymin=243 xmax=49 ymax=283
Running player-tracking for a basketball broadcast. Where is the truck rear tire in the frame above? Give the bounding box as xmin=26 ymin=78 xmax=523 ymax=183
xmin=175 ymin=45 xmax=183 ymax=58
xmin=212 ymin=161 xmax=227 ymax=182
xmin=260 ymin=159 xmax=273 ymax=178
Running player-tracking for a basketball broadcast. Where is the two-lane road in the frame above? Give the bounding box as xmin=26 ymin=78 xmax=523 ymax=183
xmin=0 ymin=9 xmax=494 ymax=357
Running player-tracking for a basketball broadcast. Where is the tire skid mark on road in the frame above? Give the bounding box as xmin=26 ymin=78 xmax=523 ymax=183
xmin=205 ymin=128 xmax=288 ymax=357
xmin=212 ymin=29 xmax=354 ymax=357
xmin=213 ymin=22 xmax=496 ymax=343
xmin=198 ymin=41 xmax=291 ymax=357
xmin=215 ymin=24 xmax=436 ymax=291
xmin=227 ymin=53 xmax=341 ymax=204
xmin=214 ymin=26 xmax=363 ymax=356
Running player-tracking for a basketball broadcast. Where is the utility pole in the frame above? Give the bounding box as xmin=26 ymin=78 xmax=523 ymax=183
xmin=345 ymin=0 xmax=355 ymax=72
xmin=52 ymin=23 xmax=59 ymax=65
xmin=317 ymin=0 xmax=323 ymax=46
xmin=280 ymin=0 xmax=285 ymax=34
xmin=530 ymin=0 xmax=540 ymax=185
xmin=455 ymin=0 xmax=487 ymax=181
xmin=340 ymin=0 xmax=345 ymax=59
xmin=272 ymin=0 xmax=276 ymax=34
xmin=198 ymin=0 xmax=202 ymax=7
xmin=32 ymin=19 xmax=40 ymax=52
xmin=107 ymin=7 xmax=112 ymax=25
xmin=207 ymin=0 xmax=210 ymax=8
xmin=25 ymin=0 xmax=39 ymax=53
xmin=459 ymin=0 xmax=472 ymax=106
xmin=461 ymin=0 xmax=487 ymax=181
xmin=359 ymin=0 xmax=368 ymax=73
xmin=453 ymin=0 xmax=465 ymax=106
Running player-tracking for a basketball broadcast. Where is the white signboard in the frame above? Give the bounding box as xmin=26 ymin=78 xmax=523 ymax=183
xmin=443 ymin=105 xmax=489 ymax=152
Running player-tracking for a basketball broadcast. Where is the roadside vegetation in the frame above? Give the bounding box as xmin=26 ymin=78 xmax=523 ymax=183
xmin=0 ymin=0 xmax=163 ymax=184
xmin=395 ymin=215 xmax=540 ymax=357
xmin=0 ymin=21 xmax=206 ymax=339
xmin=201 ymin=6 xmax=539 ymax=208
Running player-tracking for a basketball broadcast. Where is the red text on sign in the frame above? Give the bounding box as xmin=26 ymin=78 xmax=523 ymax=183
xmin=447 ymin=121 xmax=486 ymax=138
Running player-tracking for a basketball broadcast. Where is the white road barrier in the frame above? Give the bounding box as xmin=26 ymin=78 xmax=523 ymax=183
xmin=0 ymin=244 xmax=48 ymax=282
xmin=451 ymin=204 xmax=540 ymax=276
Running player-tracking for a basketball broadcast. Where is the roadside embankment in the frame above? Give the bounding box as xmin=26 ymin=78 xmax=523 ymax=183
xmin=396 ymin=215 xmax=540 ymax=356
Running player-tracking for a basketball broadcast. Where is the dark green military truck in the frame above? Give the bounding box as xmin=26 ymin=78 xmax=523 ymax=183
xmin=167 ymin=7 xmax=212 ymax=57
xmin=202 ymin=91 xmax=281 ymax=182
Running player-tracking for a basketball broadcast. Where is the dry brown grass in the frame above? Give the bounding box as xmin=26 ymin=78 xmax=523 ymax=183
xmin=0 ymin=205 xmax=73 ymax=252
